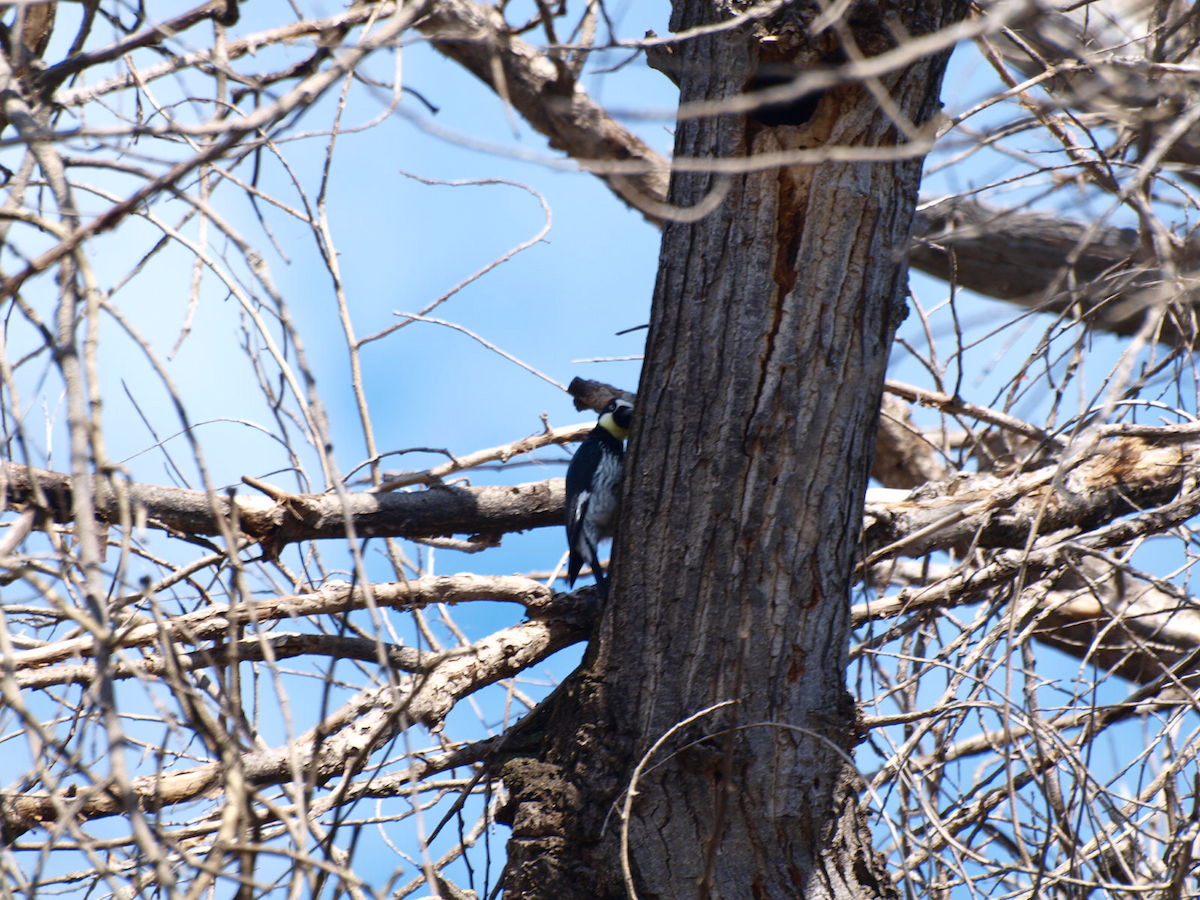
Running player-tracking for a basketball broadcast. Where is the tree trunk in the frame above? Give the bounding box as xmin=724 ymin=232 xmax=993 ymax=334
xmin=501 ymin=2 xmax=966 ymax=897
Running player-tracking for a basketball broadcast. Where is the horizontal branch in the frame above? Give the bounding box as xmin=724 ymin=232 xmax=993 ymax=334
xmin=909 ymin=198 xmax=1200 ymax=346
xmin=4 ymin=434 xmax=1193 ymax=563
xmin=862 ymin=438 xmax=1190 ymax=560
xmin=857 ymin=548 xmax=1200 ymax=688
xmin=2 ymin=574 xmax=563 ymax=670
xmin=0 ymin=590 xmax=599 ymax=843
xmin=12 ymin=632 xmax=435 ymax=691
xmin=38 ymin=0 xmax=240 ymax=89
xmin=1032 ymin=556 xmax=1200 ymax=685
xmin=373 ymin=422 xmax=589 ymax=491
xmin=855 ymin=472 xmax=1200 ymax=682
xmin=0 ymin=462 xmax=564 ymax=551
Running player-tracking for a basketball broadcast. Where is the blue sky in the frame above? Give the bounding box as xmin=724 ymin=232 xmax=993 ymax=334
xmin=4 ymin=3 xmax=1199 ymax=896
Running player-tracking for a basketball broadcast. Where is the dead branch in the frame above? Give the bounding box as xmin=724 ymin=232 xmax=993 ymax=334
xmin=2 ymin=574 xmax=565 ymax=670
xmin=862 ymin=437 xmax=1190 ymax=559
xmin=0 ymin=605 xmax=596 ymax=844
xmin=418 ymin=0 xmax=669 ymax=224
xmin=0 ymin=462 xmax=564 ymax=549
xmin=910 ymin=197 xmax=1200 ymax=347
xmin=4 ymin=431 xmax=1191 ymax=565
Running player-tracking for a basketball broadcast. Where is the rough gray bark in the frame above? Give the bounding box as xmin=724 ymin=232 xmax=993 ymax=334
xmin=0 ymin=461 xmax=564 ymax=549
xmin=909 ymin=197 xmax=1200 ymax=346
xmin=861 ymin=437 xmax=1191 ymax=558
xmin=500 ymin=2 xmax=967 ymax=897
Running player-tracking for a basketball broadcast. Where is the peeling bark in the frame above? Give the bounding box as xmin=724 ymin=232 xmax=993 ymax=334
xmin=862 ymin=437 xmax=1192 ymax=558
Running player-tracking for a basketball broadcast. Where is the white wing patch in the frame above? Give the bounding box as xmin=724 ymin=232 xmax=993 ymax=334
xmin=587 ymin=453 xmax=622 ymax=536
xmin=570 ymin=489 xmax=591 ymax=530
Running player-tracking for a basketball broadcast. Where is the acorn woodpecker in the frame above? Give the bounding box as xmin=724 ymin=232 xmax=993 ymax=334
xmin=565 ymin=397 xmax=633 ymax=596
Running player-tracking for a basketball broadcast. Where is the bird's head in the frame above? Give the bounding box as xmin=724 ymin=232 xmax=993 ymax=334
xmin=598 ymin=397 xmax=634 ymax=441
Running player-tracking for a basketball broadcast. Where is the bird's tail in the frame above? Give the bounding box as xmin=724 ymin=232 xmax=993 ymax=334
xmin=568 ymin=535 xmax=608 ymax=598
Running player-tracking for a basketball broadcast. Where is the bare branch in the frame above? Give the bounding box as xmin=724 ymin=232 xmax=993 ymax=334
xmin=910 ymin=197 xmax=1200 ymax=346
xmin=418 ymin=0 xmax=669 ymax=223
xmin=0 ymin=595 xmax=598 ymax=843
xmin=863 ymin=437 xmax=1190 ymax=560
xmin=2 ymin=574 xmax=566 ymax=670
xmin=0 ymin=462 xmax=565 ymax=548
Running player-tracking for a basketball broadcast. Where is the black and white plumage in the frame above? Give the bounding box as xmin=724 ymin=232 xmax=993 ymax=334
xmin=565 ymin=397 xmax=633 ymax=597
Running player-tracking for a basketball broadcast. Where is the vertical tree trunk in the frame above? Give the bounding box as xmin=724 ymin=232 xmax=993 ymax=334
xmin=502 ymin=2 xmax=966 ymax=897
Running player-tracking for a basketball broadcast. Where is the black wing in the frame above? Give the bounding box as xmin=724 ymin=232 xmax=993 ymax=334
xmin=565 ymin=434 xmax=604 ymax=586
